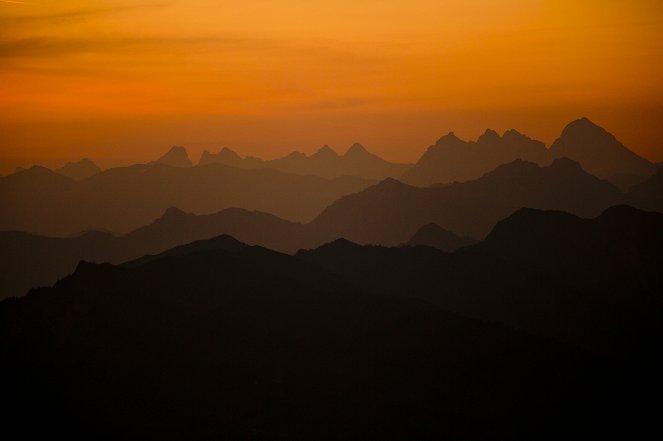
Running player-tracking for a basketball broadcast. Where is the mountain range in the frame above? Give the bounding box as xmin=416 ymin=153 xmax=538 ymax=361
xmin=5 ymin=207 xmax=661 ymax=438
xmin=299 ymin=204 xmax=663 ymax=354
xmin=0 ymin=163 xmax=372 ymax=236
xmin=4 ymin=156 xmax=662 ymax=300
xmin=402 ymin=118 xmax=657 ymax=189
xmin=199 ymin=142 xmax=412 ymax=180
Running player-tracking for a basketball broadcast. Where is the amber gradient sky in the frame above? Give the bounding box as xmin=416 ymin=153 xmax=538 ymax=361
xmin=1 ymin=0 xmax=662 ymax=173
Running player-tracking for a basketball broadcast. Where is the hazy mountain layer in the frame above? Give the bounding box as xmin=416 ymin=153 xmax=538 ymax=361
xmin=199 ymin=143 xmax=412 ymax=180
xmin=6 ymin=157 xmax=663 ymax=300
xmin=403 ymin=118 xmax=656 ymax=189
xmin=0 ymin=163 xmax=372 ymax=236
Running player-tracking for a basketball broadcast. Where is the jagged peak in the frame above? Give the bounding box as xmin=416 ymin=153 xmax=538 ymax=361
xmin=156 ymin=145 xmax=192 ymax=167
xmin=345 ymin=142 xmax=369 ymax=156
xmin=478 ymin=129 xmax=501 ymax=144
xmin=435 ymin=131 xmax=462 ymax=144
xmin=502 ymin=129 xmax=528 ymax=140
xmin=313 ymin=145 xmax=339 ymax=157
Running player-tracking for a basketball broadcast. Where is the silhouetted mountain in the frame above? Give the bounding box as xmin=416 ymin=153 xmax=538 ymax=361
xmin=406 ymin=223 xmax=476 ymax=252
xmin=154 ymin=146 xmax=193 ymax=167
xmin=199 ymin=143 xmax=412 ymax=180
xmin=549 ymin=118 xmax=656 ymax=189
xmin=300 ymin=205 xmax=663 ymax=355
xmin=1 ymin=158 xmax=635 ymax=299
xmin=0 ymin=162 xmax=371 ymax=236
xmin=0 ymin=205 xmax=306 ymax=299
xmin=401 ymin=119 xmax=656 ymax=189
xmin=401 ymin=128 xmax=549 ymax=186
xmin=307 ymin=158 xmax=624 ymax=245
xmin=627 ymin=168 xmax=663 ymax=213
xmin=56 ymin=158 xmax=101 ymax=180
xmin=2 ymin=234 xmax=636 ymax=439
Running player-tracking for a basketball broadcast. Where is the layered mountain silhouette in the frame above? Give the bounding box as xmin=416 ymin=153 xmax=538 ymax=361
xmin=549 ymin=118 xmax=657 ymax=189
xmin=299 ymin=205 xmax=663 ymax=354
xmin=0 ymin=162 xmax=372 ymax=236
xmin=405 ymin=223 xmax=476 ymax=252
xmin=307 ymin=157 xmax=624 ymax=244
xmin=402 ymin=118 xmax=656 ymax=189
xmin=3 ymin=230 xmax=651 ymax=439
xmin=402 ymin=128 xmax=549 ymax=186
xmin=199 ymin=143 xmax=412 ymax=180
xmin=9 ymin=155 xmax=663 ymax=300
xmin=627 ymin=168 xmax=663 ymax=212
xmin=56 ymin=158 xmax=101 ymax=180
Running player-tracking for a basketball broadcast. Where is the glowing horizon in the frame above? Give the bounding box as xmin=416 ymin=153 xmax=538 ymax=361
xmin=1 ymin=0 xmax=662 ymax=173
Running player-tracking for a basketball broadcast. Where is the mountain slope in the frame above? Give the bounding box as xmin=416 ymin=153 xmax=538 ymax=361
xmin=307 ymin=158 xmax=623 ymax=244
xmin=549 ymin=118 xmax=656 ymax=188
xmin=406 ymin=223 xmax=477 ymax=251
xmin=299 ymin=205 xmax=663 ymax=354
xmin=1 ymin=237 xmax=614 ymax=439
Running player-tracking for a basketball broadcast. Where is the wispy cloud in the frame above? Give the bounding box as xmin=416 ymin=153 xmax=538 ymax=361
xmin=0 ymin=2 xmax=170 ymax=28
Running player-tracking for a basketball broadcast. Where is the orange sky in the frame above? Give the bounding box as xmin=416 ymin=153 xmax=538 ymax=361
xmin=1 ymin=0 xmax=662 ymax=173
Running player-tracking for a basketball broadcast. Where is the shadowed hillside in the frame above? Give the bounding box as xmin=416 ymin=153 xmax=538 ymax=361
xmin=405 ymin=223 xmax=477 ymax=252
xmin=299 ymin=205 xmax=663 ymax=354
xmin=1 ymin=236 xmax=639 ymax=440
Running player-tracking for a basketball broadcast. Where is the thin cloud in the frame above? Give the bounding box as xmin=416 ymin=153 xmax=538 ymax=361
xmin=0 ymin=2 xmax=171 ymax=27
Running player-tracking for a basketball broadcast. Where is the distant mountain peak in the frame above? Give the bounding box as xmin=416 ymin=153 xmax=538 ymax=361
xmin=57 ymin=158 xmax=101 ymax=180
xmin=157 ymin=206 xmax=189 ymax=222
xmin=502 ymin=129 xmax=527 ymax=141
xmin=313 ymin=145 xmax=339 ymax=158
xmin=561 ymin=117 xmax=609 ymax=138
xmin=478 ymin=129 xmax=501 ymax=144
xmin=155 ymin=146 xmax=192 ymax=168
xmin=345 ymin=143 xmax=369 ymax=157
xmin=436 ymin=132 xmax=462 ymax=144
xmin=220 ymin=147 xmax=240 ymax=158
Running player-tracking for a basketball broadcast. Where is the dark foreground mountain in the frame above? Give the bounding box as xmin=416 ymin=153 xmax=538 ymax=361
xmin=56 ymin=158 xmax=101 ymax=180
xmin=199 ymin=143 xmax=412 ymax=180
xmin=0 ymin=207 xmax=305 ymax=299
xmin=627 ymin=168 xmax=663 ymax=213
xmin=0 ymin=162 xmax=371 ymax=236
xmin=2 ymin=236 xmax=650 ymax=439
xmin=299 ymin=205 xmax=663 ymax=355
